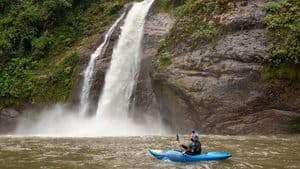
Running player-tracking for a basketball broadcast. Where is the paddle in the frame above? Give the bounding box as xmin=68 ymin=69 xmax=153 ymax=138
xmin=177 ymin=133 xmax=186 ymax=152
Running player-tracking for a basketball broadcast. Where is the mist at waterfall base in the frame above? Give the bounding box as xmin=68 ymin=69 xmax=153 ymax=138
xmin=14 ymin=104 xmax=167 ymax=137
xmin=13 ymin=0 xmax=167 ymax=137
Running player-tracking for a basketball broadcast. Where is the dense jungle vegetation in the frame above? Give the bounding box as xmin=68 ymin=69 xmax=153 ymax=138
xmin=0 ymin=0 xmax=130 ymax=106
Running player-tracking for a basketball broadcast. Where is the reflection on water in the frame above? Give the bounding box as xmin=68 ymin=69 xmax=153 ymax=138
xmin=0 ymin=135 xmax=299 ymax=169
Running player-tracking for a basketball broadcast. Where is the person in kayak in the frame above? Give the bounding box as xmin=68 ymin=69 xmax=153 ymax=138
xmin=180 ymin=131 xmax=201 ymax=155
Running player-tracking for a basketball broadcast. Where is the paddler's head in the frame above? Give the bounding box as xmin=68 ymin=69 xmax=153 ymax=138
xmin=191 ymin=130 xmax=199 ymax=141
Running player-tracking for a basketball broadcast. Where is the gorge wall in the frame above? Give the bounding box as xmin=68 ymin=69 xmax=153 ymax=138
xmin=149 ymin=0 xmax=300 ymax=134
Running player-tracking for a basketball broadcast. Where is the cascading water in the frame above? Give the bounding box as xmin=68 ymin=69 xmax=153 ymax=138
xmin=79 ymin=13 xmax=126 ymax=116
xmin=13 ymin=0 xmax=167 ymax=136
xmin=96 ymin=0 xmax=155 ymax=121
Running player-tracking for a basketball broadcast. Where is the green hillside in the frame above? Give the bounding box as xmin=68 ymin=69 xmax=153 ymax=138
xmin=0 ymin=0 xmax=130 ymax=106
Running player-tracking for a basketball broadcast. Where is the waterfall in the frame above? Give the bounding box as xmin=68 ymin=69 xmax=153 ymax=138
xmin=96 ymin=0 xmax=155 ymax=120
xmin=13 ymin=0 xmax=167 ymax=136
xmin=79 ymin=12 xmax=126 ymax=116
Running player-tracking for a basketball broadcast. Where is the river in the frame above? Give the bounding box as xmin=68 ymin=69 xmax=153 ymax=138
xmin=0 ymin=135 xmax=299 ymax=169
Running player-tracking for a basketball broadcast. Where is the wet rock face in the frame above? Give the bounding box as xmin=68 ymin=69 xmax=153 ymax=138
xmin=69 ymin=33 xmax=105 ymax=109
xmin=87 ymin=27 xmax=121 ymax=115
xmin=0 ymin=107 xmax=20 ymax=134
xmin=132 ymin=12 xmax=174 ymax=123
xmin=151 ymin=0 xmax=300 ymax=134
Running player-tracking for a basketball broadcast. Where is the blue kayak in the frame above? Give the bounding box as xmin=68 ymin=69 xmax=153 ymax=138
xmin=149 ymin=149 xmax=232 ymax=162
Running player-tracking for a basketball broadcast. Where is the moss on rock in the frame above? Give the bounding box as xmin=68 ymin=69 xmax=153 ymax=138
xmin=263 ymin=0 xmax=300 ymax=80
xmin=153 ymin=0 xmax=237 ymax=70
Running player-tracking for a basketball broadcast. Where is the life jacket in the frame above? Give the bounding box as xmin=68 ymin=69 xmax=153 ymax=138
xmin=189 ymin=140 xmax=201 ymax=154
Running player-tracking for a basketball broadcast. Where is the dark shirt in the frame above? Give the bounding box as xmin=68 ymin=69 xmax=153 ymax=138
xmin=188 ymin=140 xmax=201 ymax=155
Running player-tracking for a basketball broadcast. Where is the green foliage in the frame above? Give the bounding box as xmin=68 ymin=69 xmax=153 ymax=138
xmin=0 ymin=57 xmax=35 ymax=98
xmin=0 ymin=51 xmax=79 ymax=104
xmin=153 ymin=51 xmax=172 ymax=70
xmin=264 ymin=0 xmax=300 ymax=80
xmin=155 ymin=0 xmax=184 ymax=13
xmin=266 ymin=1 xmax=281 ymax=12
xmin=32 ymin=32 xmax=52 ymax=59
xmin=164 ymin=0 xmax=234 ymax=49
xmin=0 ymin=0 xmax=72 ymax=63
xmin=191 ymin=20 xmax=219 ymax=42
xmin=156 ymin=0 xmax=172 ymax=11
xmin=104 ymin=1 xmax=123 ymax=14
xmin=30 ymin=52 xmax=79 ymax=104
xmin=0 ymin=0 xmax=131 ymax=106
xmin=262 ymin=64 xmax=300 ymax=80
xmin=0 ymin=0 xmax=16 ymax=13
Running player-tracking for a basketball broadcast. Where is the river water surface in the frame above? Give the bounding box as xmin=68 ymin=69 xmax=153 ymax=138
xmin=0 ymin=135 xmax=299 ymax=169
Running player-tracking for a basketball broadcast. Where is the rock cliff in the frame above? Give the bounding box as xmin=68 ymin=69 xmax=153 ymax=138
xmin=133 ymin=11 xmax=174 ymax=124
xmin=149 ymin=0 xmax=300 ymax=134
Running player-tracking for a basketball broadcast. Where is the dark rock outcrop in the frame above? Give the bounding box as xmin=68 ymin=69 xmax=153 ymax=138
xmin=69 ymin=33 xmax=105 ymax=108
xmin=0 ymin=107 xmax=20 ymax=134
xmin=150 ymin=0 xmax=300 ymax=134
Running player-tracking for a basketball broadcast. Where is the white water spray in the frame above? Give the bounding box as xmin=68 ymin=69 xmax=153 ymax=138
xmin=79 ymin=13 xmax=125 ymax=116
xmin=14 ymin=104 xmax=165 ymax=137
xmin=96 ymin=0 xmax=155 ymax=121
